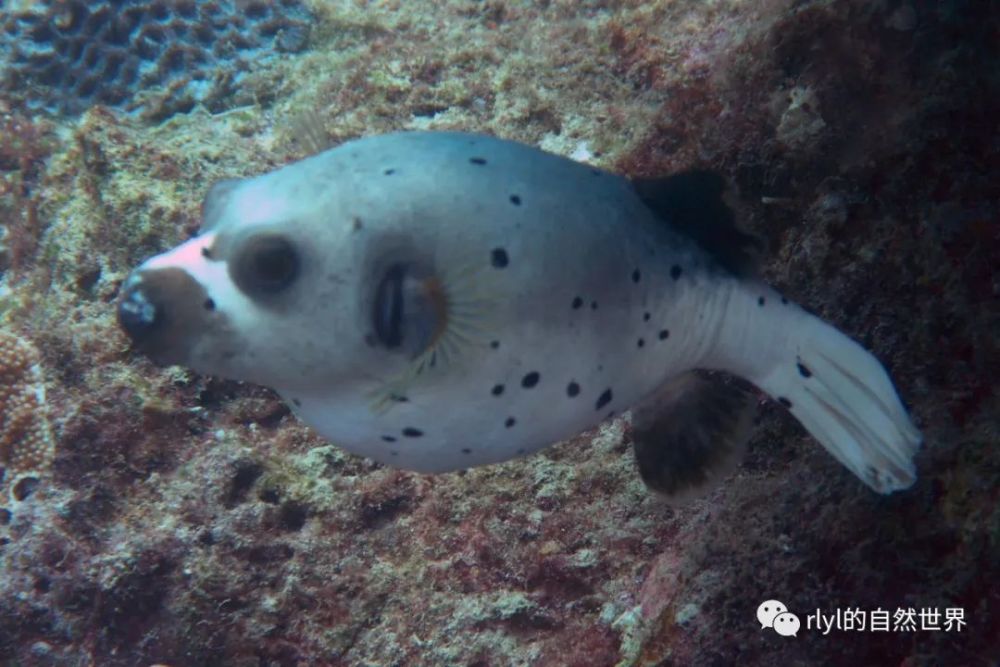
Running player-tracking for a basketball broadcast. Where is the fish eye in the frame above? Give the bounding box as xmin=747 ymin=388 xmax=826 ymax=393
xmin=373 ymin=264 xmax=405 ymax=348
xmin=231 ymin=233 xmax=300 ymax=297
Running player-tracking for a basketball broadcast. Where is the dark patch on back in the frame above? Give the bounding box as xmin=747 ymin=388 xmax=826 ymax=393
xmin=631 ymin=171 xmax=761 ymax=276
xmin=491 ymin=248 xmax=509 ymax=268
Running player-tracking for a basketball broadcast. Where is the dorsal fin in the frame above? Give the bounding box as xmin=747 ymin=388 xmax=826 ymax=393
xmin=631 ymin=171 xmax=761 ymax=276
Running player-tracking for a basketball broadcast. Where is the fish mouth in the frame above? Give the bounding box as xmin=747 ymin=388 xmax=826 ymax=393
xmin=118 ymin=266 xmax=213 ymax=366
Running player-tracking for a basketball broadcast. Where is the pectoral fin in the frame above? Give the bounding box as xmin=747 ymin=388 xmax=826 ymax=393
xmin=632 ymin=371 xmax=756 ymax=502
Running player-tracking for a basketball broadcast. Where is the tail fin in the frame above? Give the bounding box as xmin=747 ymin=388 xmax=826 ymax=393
xmin=753 ymin=313 xmax=922 ymax=493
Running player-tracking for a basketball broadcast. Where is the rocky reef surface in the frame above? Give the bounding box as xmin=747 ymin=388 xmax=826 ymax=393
xmin=0 ymin=1 xmax=996 ymax=665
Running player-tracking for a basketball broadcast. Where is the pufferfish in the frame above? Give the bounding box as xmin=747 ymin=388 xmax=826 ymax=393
xmin=117 ymin=131 xmax=922 ymax=497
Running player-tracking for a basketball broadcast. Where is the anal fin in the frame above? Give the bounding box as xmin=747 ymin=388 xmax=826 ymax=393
xmin=632 ymin=371 xmax=756 ymax=502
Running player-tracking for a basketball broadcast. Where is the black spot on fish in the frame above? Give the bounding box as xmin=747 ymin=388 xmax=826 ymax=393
xmin=595 ymin=388 xmax=613 ymax=411
xmin=758 ymin=296 xmax=766 ymax=306
xmin=509 ymin=194 xmax=521 ymax=205
xmin=491 ymin=248 xmax=509 ymax=268
xmin=521 ymin=372 xmax=540 ymax=388
xmin=505 ymin=417 xmax=516 ymax=428
xmin=572 ymin=296 xmax=583 ymax=309
xmin=637 ymin=338 xmax=645 ymax=348
xmin=778 ymin=397 xmax=793 ymax=409
xmin=203 ymin=298 xmax=215 ymax=311
xmin=402 ymin=427 xmax=424 ymax=438
xmin=781 ymin=296 xmax=789 ymax=305
xmin=670 ymin=265 xmax=682 ymax=280
xmin=491 ymin=384 xmax=505 ymax=396
xmin=632 ymin=269 xmax=641 ymax=283
xmin=383 ymin=168 xmax=396 ymax=175
xmin=658 ymin=329 xmax=669 ymax=340
xmin=591 ymin=301 xmax=598 ymax=310
xmin=490 ymin=340 xmax=500 ymax=349
xmin=643 ymin=312 xmax=651 ymax=322
xmin=567 ymin=381 xmax=580 ymax=397
xmin=201 ymin=247 xmax=212 ymax=259
xmin=797 ymin=362 xmax=812 ymax=378
xmin=469 ymin=157 xmax=487 ymax=165
xmin=382 ymin=435 xmax=396 ymax=442
xmin=462 ymin=447 xmax=472 ymax=454
xmin=391 ymin=394 xmax=409 ymax=403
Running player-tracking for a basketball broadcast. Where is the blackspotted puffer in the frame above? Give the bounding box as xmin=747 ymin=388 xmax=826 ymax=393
xmin=117 ymin=131 xmax=921 ymax=497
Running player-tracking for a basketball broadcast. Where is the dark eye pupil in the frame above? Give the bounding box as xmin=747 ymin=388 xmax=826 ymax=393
xmin=255 ymin=243 xmax=296 ymax=286
xmin=374 ymin=264 xmax=405 ymax=348
xmin=232 ymin=234 xmax=300 ymax=296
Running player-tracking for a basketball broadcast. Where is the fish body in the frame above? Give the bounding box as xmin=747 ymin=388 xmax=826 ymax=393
xmin=118 ymin=131 xmax=921 ymax=494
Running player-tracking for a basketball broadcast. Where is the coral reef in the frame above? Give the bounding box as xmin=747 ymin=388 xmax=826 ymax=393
xmin=0 ymin=329 xmax=54 ymax=504
xmin=0 ymin=0 xmax=311 ymax=121
xmin=0 ymin=104 xmax=56 ymax=279
xmin=0 ymin=0 xmax=996 ymax=665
